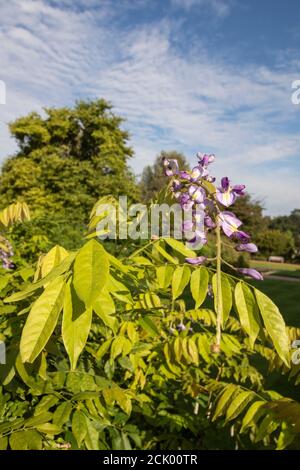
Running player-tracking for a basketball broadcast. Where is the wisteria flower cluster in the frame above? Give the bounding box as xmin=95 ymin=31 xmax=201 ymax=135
xmin=163 ymin=152 xmax=263 ymax=281
xmin=0 ymin=236 xmax=14 ymax=269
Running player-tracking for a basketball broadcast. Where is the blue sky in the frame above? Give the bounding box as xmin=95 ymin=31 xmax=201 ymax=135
xmin=0 ymin=0 xmax=300 ymax=215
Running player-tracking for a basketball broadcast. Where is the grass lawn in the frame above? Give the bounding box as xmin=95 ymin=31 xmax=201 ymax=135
xmin=251 ymin=278 xmax=300 ymax=326
xmin=250 ymin=259 xmax=300 ymax=272
xmin=273 ymin=269 xmax=300 ymax=279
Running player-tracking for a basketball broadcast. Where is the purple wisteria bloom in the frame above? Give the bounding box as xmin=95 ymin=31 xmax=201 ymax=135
xmin=216 ymin=177 xmax=246 ymax=207
xmin=188 ymin=185 xmax=206 ymax=203
xmin=236 ymin=243 xmax=258 ymax=253
xmin=238 ymin=268 xmax=263 ymax=281
xmin=185 ymin=255 xmax=207 ymax=265
xmin=163 ymin=157 xmax=179 ymax=176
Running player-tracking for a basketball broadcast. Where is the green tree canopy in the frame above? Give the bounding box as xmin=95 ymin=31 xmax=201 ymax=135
xmin=0 ymin=99 xmax=140 ymax=257
xmin=140 ymin=150 xmax=190 ymax=202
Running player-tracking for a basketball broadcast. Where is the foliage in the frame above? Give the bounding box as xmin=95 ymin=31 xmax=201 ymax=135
xmin=0 ymin=212 xmax=298 ymax=450
xmin=255 ymin=229 xmax=295 ymax=259
xmin=270 ymin=209 xmax=300 ymax=257
xmin=0 ymin=100 xmax=140 ymax=259
xmin=140 ymin=151 xmax=190 ymax=202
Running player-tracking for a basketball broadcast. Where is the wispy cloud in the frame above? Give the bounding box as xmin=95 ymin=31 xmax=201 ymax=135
xmin=0 ymin=0 xmax=299 ymax=215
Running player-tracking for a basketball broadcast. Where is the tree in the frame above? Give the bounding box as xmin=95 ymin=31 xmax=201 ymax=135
xmin=232 ymin=194 xmax=269 ymax=237
xmin=255 ymin=229 xmax=295 ymax=259
xmin=270 ymin=209 xmax=300 ymax=255
xmin=0 ymin=100 xmax=140 ymax=257
xmin=140 ymin=150 xmax=190 ymax=202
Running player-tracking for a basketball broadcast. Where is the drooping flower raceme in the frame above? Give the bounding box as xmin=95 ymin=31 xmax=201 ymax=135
xmin=163 ymin=152 xmax=261 ymax=281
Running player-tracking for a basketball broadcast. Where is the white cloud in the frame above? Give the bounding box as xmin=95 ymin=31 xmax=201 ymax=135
xmin=0 ymin=0 xmax=299 ymax=215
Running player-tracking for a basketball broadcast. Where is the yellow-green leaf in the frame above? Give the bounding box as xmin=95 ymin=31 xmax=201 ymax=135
xmin=172 ymin=266 xmax=190 ymax=299
xmin=190 ymin=267 xmax=209 ymax=308
xmin=62 ymin=282 xmax=93 ymax=370
xmin=255 ymin=289 xmax=290 ymax=367
xmin=73 ymin=239 xmax=109 ymax=308
xmin=20 ymin=276 xmax=65 ymax=363
xmin=212 ymin=273 xmax=232 ymax=326
xmin=234 ymin=282 xmax=261 ymax=347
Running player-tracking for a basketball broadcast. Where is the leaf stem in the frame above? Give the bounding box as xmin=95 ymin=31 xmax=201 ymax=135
xmin=215 ymin=220 xmax=222 ymax=350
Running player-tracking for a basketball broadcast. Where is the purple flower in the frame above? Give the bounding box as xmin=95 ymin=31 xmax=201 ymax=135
xmin=185 ymin=255 xmax=207 ymax=265
xmin=238 ymin=268 xmax=263 ymax=281
xmin=216 ymin=177 xmax=246 ymax=207
xmin=219 ymin=211 xmax=242 ymax=238
xmin=197 ymin=152 xmax=215 ymax=166
xmin=236 ymin=243 xmax=258 ymax=253
xmin=188 ymin=185 xmax=206 ymax=203
xmin=179 ymin=193 xmax=194 ymax=211
xmin=172 ymin=179 xmax=182 ymax=191
xmin=163 ymin=157 xmax=179 ymax=176
xmin=186 ymin=231 xmax=207 ymax=249
xmin=204 ymin=214 xmax=216 ymax=229
xmin=231 ymin=230 xmax=251 ymax=243
xmin=179 ymin=170 xmax=191 ymax=181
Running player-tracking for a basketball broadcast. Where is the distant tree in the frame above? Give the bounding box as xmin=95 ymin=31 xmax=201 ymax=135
xmin=270 ymin=209 xmax=300 ymax=254
xmin=0 ymin=99 xmax=140 ymax=258
xmin=255 ymin=229 xmax=295 ymax=259
xmin=140 ymin=151 xmax=190 ymax=202
xmin=233 ymin=194 xmax=269 ymax=237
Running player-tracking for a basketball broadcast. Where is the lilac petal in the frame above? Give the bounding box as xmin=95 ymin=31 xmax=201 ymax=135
xmin=172 ymin=179 xmax=182 ymax=191
xmin=219 ymin=211 xmax=242 ymax=228
xmin=232 ymin=230 xmax=250 ymax=242
xmin=163 ymin=158 xmax=179 ymax=176
xmin=191 ymin=166 xmax=202 ymax=180
xmin=216 ymin=189 xmax=236 ymax=207
xmin=233 ymin=184 xmax=246 ymax=195
xmin=204 ymin=215 xmax=216 ymax=229
xmin=179 ymin=171 xmax=191 ymax=180
xmin=238 ymin=268 xmax=263 ymax=280
xmin=185 ymin=256 xmax=207 ymax=265
xmin=236 ymin=243 xmax=258 ymax=253
xmin=221 ymin=177 xmax=230 ymax=190
xmin=188 ymin=185 xmax=206 ymax=203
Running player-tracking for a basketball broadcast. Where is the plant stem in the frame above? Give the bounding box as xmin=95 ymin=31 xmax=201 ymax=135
xmin=215 ymin=220 xmax=222 ymax=349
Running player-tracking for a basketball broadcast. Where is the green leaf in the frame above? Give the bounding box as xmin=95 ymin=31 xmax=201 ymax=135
xmin=255 ymin=289 xmax=290 ymax=367
xmin=72 ymin=410 xmax=87 ymax=447
xmin=155 ymin=244 xmax=178 ymax=264
xmin=164 ymin=238 xmax=195 ymax=258
xmin=156 ymin=265 xmax=174 ymax=289
xmin=212 ymin=273 xmax=232 ymax=326
xmin=84 ymin=418 xmax=99 ymax=450
xmin=139 ymin=316 xmax=160 ymax=337
xmin=5 ymin=253 xmax=75 ymax=303
xmin=241 ymin=400 xmax=265 ymax=432
xmin=36 ymin=423 xmax=62 ymax=435
xmin=111 ymin=336 xmax=126 ymax=360
xmin=73 ymin=239 xmax=109 ymax=308
xmin=10 ymin=430 xmax=42 ymax=450
xmin=172 ymin=266 xmax=190 ymax=300
xmin=53 ymin=402 xmax=72 ymax=427
xmin=190 ymin=267 xmax=209 ymax=308
xmin=225 ymin=391 xmax=254 ymax=422
xmin=234 ymin=282 xmax=260 ymax=347
xmin=212 ymin=384 xmax=238 ymax=421
xmin=20 ymin=276 xmax=65 ymax=363
xmin=62 ymin=282 xmax=93 ymax=370
xmin=93 ymin=289 xmax=118 ymax=332
xmin=0 ymin=436 xmax=8 ymax=450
